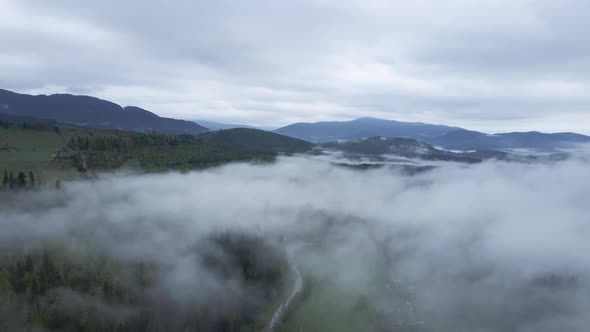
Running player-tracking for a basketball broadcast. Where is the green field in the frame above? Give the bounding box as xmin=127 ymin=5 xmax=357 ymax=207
xmin=0 ymin=127 xmax=65 ymax=170
xmin=0 ymin=126 xmax=102 ymax=183
xmin=277 ymin=245 xmax=400 ymax=332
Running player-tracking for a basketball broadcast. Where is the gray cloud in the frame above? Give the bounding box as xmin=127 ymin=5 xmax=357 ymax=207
xmin=1 ymin=0 xmax=590 ymax=132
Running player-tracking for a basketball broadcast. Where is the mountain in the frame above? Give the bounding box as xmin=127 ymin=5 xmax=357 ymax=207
xmin=194 ymin=119 xmax=257 ymax=130
xmin=322 ymin=136 xmax=484 ymax=163
xmin=429 ymin=129 xmax=590 ymax=151
xmin=275 ymin=117 xmax=590 ymax=151
xmin=274 ymin=117 xmax=461 ymax=143
xmin=0 ymin=89 xmax=209 ymax=135
xmin=200 ymin=128 xmax=315 ymax=153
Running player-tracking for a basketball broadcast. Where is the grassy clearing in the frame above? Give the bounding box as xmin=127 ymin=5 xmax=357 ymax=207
xmin=0 ymin=128 xmax=65 ymax=170
xmin=278 ymin=279 xmax=378 ymax=332
xmin=0 ymin=127 xmax=84 ymax=184
xmin=277 ymin=246 xmax=397 ymax=332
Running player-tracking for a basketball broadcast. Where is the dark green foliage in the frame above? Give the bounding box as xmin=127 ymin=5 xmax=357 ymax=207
xmin=65 ymin=132 xmax=277 ymax=172
xmin=208 ymin=232 xmax=285 ymax=290
xmin=17 ymin=171 xmax=27 ymax=188
xmin=2 ymin=169 xmax=37 ymax=190
xmin=28 ymin=171 xmax=36 ymax=188
xmin=201 ymin=128 xmax=314 ymax=154
xmin=0 ymin=114 xmax=61 ymax=131
xmin=0 ymin=233 xmax=288 ymax=332
xmin=9 ymin=171 xmax=15 ymax=189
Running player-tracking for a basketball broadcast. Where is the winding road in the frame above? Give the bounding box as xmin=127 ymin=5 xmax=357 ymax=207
xmin=265 ymin=243 xmax=305 ymax=332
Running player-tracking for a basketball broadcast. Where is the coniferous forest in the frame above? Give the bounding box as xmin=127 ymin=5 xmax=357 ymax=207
xmin=0 ymin=232 xmax=288 ymax=332
xmin=2 ymin=169 xmax=37 ymax=190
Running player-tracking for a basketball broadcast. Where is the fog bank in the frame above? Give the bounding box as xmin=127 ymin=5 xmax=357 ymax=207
xmin=2 ymin=155 xmax=590 ymax=331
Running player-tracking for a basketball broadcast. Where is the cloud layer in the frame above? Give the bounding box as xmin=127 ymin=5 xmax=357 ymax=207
xmin=2 ymin=155 xmax=590 ymax=330
xmin=1 ymin=0 xmax=590 ymax=132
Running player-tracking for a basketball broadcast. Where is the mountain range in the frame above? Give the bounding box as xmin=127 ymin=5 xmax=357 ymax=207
xmin=275 ymin=117 xmax=459 ymax=143
xmin=1 ymin=88 xmax=589 ymax=152
xmin=0 ymin=89 xmax=208 ymax=135
xmin=193 ymin=119 xmax=256 ymax=130
xmin=274 ymin=117 xmax=590 ymax=151
xmin=429 ymin=129 xmax=590 ymax=151
xmin=322 ymin=136 xmax=515 ymax=163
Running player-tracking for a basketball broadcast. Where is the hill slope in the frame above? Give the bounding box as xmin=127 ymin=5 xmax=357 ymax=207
xmin=275 ymin=117 xmax=590 ymax=151
xmin=323 ymin=136 xmax=484 ymax=163
xmin=200 ymin=128 xmax=314 ymax=153
xmin=0 ymin=89 xmax=209 ymax=135
xmin=0 ymin=116 xmax=310 ymax=184
xmin=429 ymin=129 xmax=590 ymax=151
xmin=194 ymin=119 xmax=257 ymax=130
xmin=275 ymin=117 xmax=460 ymax=143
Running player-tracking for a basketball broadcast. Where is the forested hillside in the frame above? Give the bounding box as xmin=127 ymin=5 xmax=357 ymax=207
xmin=0 ymin=232 xmax=288 ymax=332
xmin=201 ymin=128 xmax=314 ymax=154
xmin=0 ymin=116 xmax=310 ymax=185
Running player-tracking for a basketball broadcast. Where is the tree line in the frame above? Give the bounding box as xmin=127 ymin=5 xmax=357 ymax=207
xmin=2 ymin=170 xmax=36 ymax=190
xmin=67 ymin=136 xmax=127 ymax=151
xmin=0 ymin=118 xmax=61 ymax=133
xmin=67 ymin=134 xmax=201 ymax=152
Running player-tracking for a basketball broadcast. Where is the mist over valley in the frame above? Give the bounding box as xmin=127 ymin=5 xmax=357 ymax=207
xmin=3 ymin=1 xmax=590 ymax=330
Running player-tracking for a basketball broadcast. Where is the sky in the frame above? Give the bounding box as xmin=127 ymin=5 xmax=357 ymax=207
xmin=1 ymin=0 xmax=589 ymax=133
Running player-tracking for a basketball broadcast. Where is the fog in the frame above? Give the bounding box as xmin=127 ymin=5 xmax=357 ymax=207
xmin=2 ymin=155 xmax=590 ymax=331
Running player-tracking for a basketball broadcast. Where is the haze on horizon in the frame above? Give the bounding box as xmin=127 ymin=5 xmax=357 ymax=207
xmin=1 ymin=0 xmax=590 ymax=133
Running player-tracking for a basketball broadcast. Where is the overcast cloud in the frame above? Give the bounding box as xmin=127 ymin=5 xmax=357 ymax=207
xmin=1 ymin=0 xmax=589 ymax=132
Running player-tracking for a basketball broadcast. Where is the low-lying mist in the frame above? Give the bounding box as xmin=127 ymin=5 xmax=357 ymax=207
xmin=2 ymin=154 xmax=590 ymax=331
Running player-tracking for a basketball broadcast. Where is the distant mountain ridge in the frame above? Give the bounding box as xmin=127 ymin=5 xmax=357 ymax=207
xmin=323 ymin=136 xmax=492 ymax=163
xmin=3 ymin=87 xmax=588 ymax=151
xmin=322 ymin=136 xmax=569 ymax=164
xmin=275 ymin=117 xmax=590 ymax=151
xmin=194 ymin=119 xmax=256 ymax=130
xmin=429 ymin=129 xmax=590 ymax=151
xmin=275 ymin=117 xmax=459 ymax=143
xmin=0 ymin=89 xmax=209 ymax=135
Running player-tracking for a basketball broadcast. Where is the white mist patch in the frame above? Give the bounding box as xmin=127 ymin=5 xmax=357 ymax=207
xmin=1 ymin=155 xmax=590 ymax=331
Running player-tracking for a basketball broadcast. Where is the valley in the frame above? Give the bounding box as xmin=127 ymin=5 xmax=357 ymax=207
xmin=0 ymin=91 xmax=589 ymax=332
xmin=3 ymin=1 xmax=590 ymax=330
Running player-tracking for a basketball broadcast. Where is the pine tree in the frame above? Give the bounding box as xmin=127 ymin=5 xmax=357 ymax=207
xmin=17 ymin=171 xmax=27 ymax=188
xmin=2 ymin=170 xmax=7 ymax=189
xmin=28 ymin=171 xmax=36 ymax=188
xmin=9 ymin=171 xmax=15 ymax=189
xmin=24 ymin=255 xmax=34 ymax=273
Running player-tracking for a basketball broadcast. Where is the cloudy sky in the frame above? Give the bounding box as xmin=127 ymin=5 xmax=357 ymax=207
xmin=1 ymin=0 xmax=589 ymax=132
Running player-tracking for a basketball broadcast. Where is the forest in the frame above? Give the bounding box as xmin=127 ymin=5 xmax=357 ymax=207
xmin=2 ymin=169 xmax=37 ymax=190
xmin=0 ymin=232 xmax=288 ymax=332
xmin=63 ymin=132 xmax=276 ymax=172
